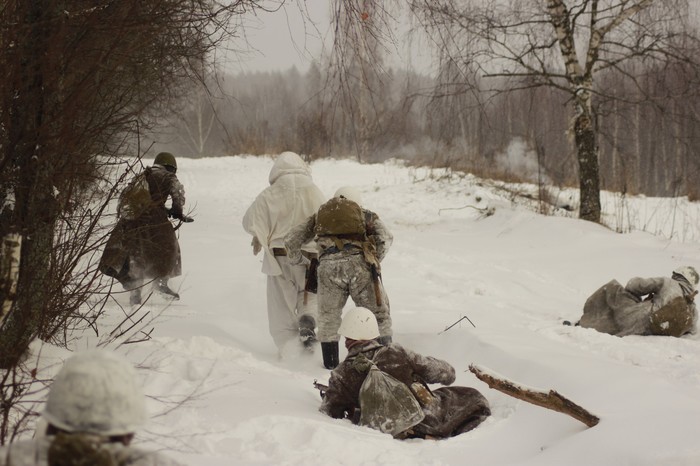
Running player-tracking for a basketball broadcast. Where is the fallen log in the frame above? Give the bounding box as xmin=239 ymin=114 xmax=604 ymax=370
xmin=469 ymin=364 xmax=599 ymax=428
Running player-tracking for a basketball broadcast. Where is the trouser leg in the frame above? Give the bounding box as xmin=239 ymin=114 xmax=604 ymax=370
xmin=348 ymin=259 xmax=392 ymax=338
xmin=266 ymin=274 xmax=300 ymax=350
xmin=316 ymin=259 xmax=350 ymax=342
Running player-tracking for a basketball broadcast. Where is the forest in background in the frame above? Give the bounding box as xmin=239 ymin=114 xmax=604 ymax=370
xmin=153 ymin=58 xmax=700 ymax=199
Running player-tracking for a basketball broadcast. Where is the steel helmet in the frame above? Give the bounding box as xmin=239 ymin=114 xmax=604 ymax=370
xmin=338 ymin=307 xmax=380 ymax=340
xmin=673 ymin=265 xmax=699 ymax=288
xmin=334 ymin=186 xmax=363 ymax=206
xmin=43 ymin=350 xmax=146 ymax=436
xmin=154 ymin=152 xmax=177 ymax=170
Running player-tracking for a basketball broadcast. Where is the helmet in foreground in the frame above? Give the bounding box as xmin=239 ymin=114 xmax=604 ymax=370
xmin=673 ymin=265 xmax=699 ymax=288
xmin=334 ymin=186 xmax=362 ymax=206
xmin=338 ymin=307 xmax=380 ymax=340
xmin=154 ymin=152 xmax=177 ymax=171
xmin=43 ymin=350 xmax=146 ymax=436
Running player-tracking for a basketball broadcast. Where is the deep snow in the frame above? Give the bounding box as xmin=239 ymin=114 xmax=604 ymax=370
xmin=25 ymin=156 xmax=700 ymax=465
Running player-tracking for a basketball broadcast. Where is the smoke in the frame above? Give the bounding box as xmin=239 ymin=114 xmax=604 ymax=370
xmin=493 ymin=138 xmax=550 ymax=184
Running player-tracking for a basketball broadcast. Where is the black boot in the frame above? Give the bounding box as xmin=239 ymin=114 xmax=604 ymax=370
xmin=321 ymin=341 xmax=339 ymax=370
xmin=298 ymin=315 xmax=317 ymax=350
xmin=129 ymin=288 xmax=142 ymax=306
xmin=155 ymin=279 xmax=180 ymax=300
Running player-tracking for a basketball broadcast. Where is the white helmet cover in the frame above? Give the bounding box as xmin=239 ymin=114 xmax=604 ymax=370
xmin=673 ymin=265 xmax=699 ymax=288
xmin=338 ymin=307 xmax=380 ymax=340
xmin=43 ymin=350 xmax=146 ymax=436
xmin=334 ymin=186 xmax=363 ymax=206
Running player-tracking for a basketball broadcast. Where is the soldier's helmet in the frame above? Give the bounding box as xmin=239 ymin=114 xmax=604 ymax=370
xmin=338 ymin=307 xmax=380 ymax=340
xmin=154 ymin=152 xmax=177 ymax=171
xmin=334 ymin=186 xmax=362 ymax=205
xmin=43 ymin=350 xmax=146 ymax=436
xmin=673 ymin=265 xmax=699 ymax=288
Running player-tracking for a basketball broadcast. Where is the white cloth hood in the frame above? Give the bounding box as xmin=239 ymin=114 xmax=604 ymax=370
xmin=243 ymin=153 xmax=325 ymax=275
xmin=269 ymin=152 xmax=312 ymax=185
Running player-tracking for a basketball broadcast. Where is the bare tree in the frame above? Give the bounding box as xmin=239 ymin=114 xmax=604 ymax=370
xmin=327 ymin=0 xmax=398 ymax=161
xmin=410 ymin=0 xmax=700 ymax=222
xmin=0 ymin=0 xmax=267 ymax=366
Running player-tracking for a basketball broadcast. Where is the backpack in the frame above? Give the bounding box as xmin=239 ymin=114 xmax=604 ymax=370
xmin=314 ymin=197 xmax=366 ymax=237
xmin=649 ymin=295 xmax=695 ymax=337
xmin=117 ymin=168 xmax=152 ymax=220
xmin=357 ymin=359 xmax=425 ymax=437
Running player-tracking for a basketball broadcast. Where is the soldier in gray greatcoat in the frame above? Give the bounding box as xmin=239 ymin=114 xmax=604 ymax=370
xmin=575 ymin=266 xmax=699 ymax=337
xmin=285 ymin=187 xmax=394 ymax=369
xmin=319 ymin=308 xmax=491 ymax=439
xmin=99 ymin=152 xmax=193 ymax=305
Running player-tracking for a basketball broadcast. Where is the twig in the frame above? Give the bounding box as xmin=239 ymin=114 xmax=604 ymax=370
xmin=438 ymin=204 xmax=494 ymax=216
xmin=439 ymin=315 xmax=476 ymax=334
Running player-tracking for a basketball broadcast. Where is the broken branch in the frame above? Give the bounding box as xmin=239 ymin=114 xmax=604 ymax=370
xmin=469 ymin=364 xmax=599 ymax=428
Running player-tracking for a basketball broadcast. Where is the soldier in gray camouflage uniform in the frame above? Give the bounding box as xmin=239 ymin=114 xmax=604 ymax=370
xmin=319 ymin=307 xmax=491 ymax=439
xmin=573 ymin=265 xmax=699 ymax=337
xmin=0 ymin=350 xmax=183 ymax=466
xmin=285 ymin=187 xmax=393 ymax=369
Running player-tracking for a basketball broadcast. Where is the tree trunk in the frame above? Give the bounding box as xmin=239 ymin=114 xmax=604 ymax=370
xmin=0 ymin=233 xmax=21 ymax=328
xmin=574 ymin=103 xmax=601 ymax=223
xmin=0 ymin=0 xmax=56 ymax=369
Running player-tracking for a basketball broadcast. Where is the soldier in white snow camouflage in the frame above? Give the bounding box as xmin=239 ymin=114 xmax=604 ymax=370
xmin=242 ymin=151 xmax=326 ymax=353
xmin=285 ymin=187 xmax=393 ymax=369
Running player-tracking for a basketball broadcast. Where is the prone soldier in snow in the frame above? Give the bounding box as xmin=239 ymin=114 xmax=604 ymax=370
xmin=318 ymin=307 xmax=491 ymax=439
xmin=285 ymin=187 xmax=394 ymax=369
xmin=99 ymin=152 xmax=193 ymax=305
xmin=242 ymin=152 xmax=326 ymax=354
xmin=0 ymin=350 xmax=183 ymax=466
xmin=571 ymin=265 xmax=699 ymax=337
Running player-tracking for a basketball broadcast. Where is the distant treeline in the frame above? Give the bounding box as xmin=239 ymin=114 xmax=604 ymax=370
xmin=152 ymin=63 xmax=700 ymax=198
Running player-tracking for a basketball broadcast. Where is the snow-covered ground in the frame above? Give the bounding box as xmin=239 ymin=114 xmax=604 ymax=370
xmin=30 ymin=156 xmax=700 ymax=465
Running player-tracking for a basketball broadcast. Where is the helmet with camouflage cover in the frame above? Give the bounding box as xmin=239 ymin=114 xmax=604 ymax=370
xmin=673 ymin=265 xmax=699 ymax=289
xmin=43 ymin=350 xmax=146 ymax=436
xmin=334 ymin=186 xmax=362 ymax=206
xmin=154 ymin=152 xmax=177 ymax=171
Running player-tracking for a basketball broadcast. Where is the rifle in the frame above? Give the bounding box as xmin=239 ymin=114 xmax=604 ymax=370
xmin=371 ymin=264 xmax=382 ymax=307
xmin=305 ymin=258 xmax=319 ymax=294
xmin=304 ymin=257 xmax=319 ymax=305
xmin=313 ymin=379 xmax=329 ymax=399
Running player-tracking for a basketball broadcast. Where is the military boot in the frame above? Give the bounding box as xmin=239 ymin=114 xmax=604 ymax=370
xmin=129 ymin=288 xmax=142 ymax=306
xmin=298 ymin=315 xmax=317 ymax=350
xmin=155 ymin=279 xmax=180 ymax=300
xmin=321 ymin=341 xmax=339 ymax=369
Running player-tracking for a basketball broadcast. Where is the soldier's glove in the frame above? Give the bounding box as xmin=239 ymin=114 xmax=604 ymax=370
xmin=168 ymin=208 xmax=194 ymax=223
xmin=251 ymin=236 xmax=262 ymax=256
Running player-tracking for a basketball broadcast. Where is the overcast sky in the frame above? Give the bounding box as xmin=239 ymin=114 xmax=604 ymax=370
xmin=219 ymin=2 xmax=434 ymax=75
xmin=221 ymin=2 xmax=329 ymax=74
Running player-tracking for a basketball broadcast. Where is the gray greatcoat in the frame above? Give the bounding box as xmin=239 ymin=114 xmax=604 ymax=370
xmin=99 ymin=165 xmax=185 ymax=289
xmin=319 ymin=341 xmax=491 ymax=439
xmin=579 ymin=275 xmax=697 ymax=337
xmin=285 ymin=208 xmax=394 ymax=342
